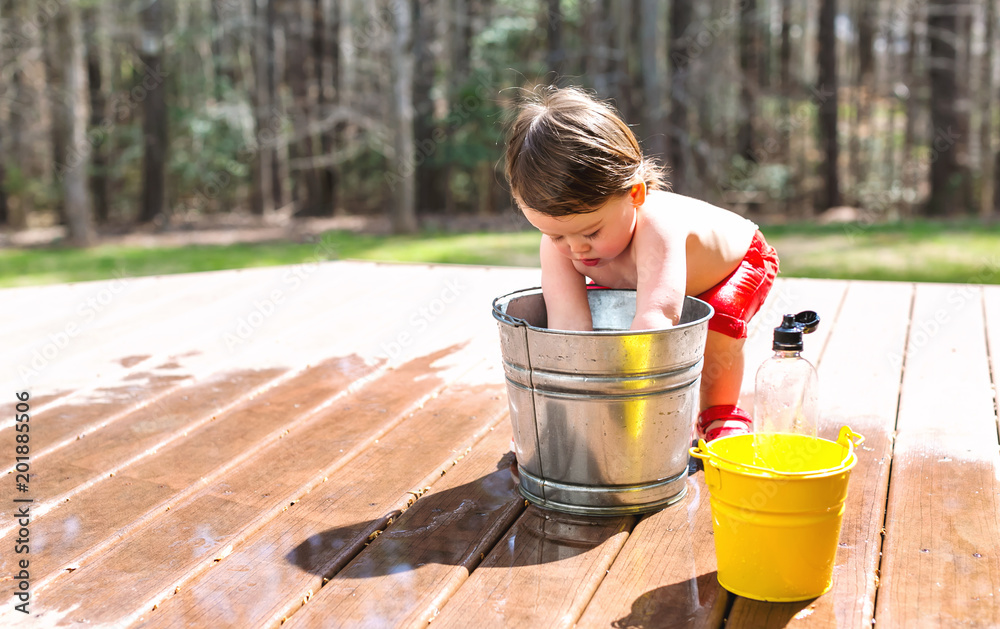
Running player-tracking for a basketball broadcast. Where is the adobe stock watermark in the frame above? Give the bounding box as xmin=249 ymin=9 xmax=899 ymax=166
xmin=55 ymin=59 xmax=170 ymax=181
xmin=384 ymin=70 xmax=498 ymax=192
xmin=671 ymin=0 xmax=752 ymax=69
xmin=886 ymin=255 xmax=1000 ymax=370
xmin=877 ymin=0 xmax=929 ymax=40
xmin=222 ymin=237 xmax=338 ymax=350
xmin=717 ymin=84 xmax=836 ymax=195
xmin=0 ymin=0 xmax=69 ymax=52
xmin=379 ymin=278 xmax=468 ymax=363
xmin=844 ymin=125 xmax=960 ymax=242
xmin=18 ymin=269 xmax=132 ymax=383
xmin=182 ymin=108 xmax=288 ymax=213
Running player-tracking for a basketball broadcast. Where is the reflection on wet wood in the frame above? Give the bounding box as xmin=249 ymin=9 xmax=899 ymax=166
xmin=430 ymin=507 xmax=635 ymax=629
xmin=727 ymin=281 xmax=912 ymax=627
xmin=22 ymin=349 xmax=468 ymax=625
xmin=875 ymin=284 xmax=1000 ymax=626
xmin=284 ymin=425 xmax=523 ymax=629
xmin=0 ymin=356 xmax=371 ymax=587
xmin=22 ymin=368 xmax=285 ymax=510
xmin=575 ymin=475 xmax=726 ymax=629
xmin=135 ymin=360 xmax=510 ymax=628
xmin=0 ymin=374 xmax=189 ymax=466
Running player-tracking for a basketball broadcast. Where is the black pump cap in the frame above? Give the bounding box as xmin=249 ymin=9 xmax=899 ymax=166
xmin=773 ymin=311 xmax=820 ymax=350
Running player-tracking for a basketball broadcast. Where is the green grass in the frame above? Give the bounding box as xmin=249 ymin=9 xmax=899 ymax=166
xmin=760 ymin=220 xmax=1000 ymax=285
xmin=2 ymin=220 xmax=999 ymax=287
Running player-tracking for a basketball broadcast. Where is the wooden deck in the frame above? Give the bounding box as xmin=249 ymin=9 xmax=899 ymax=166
xmin=1 ymin=260 xmax=998 ymax=627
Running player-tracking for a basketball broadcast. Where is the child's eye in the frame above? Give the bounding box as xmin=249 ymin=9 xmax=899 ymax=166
xmin=549 ymin=235 xmax=563 ymax=241
xmin=585 ymin=229 xmax=601 ymax=239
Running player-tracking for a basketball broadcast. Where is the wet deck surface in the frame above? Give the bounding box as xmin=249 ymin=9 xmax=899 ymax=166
xmin=2 ymin=261 xmax=998 ymax=627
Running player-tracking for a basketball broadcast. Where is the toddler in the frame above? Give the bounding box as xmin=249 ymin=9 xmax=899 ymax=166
xmin=504 ymin=86 xmax=779 ymax=441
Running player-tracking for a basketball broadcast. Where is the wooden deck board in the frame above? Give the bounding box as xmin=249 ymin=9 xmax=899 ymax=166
xmin=429 ymin=507 xmax=635 ymax=629
xmin=875 ymin=283 xmax=1000 ymax=626
xmin=727 ymin=280 xmax=913 ymax=628
xmin=134 ymin=360 xmax=513 ymax=628
xmin=2 ymin=265 xmax=997 ymax=628
xmin=0 ymin=356 xmax=374 ymax=586
xmin=574 ymin=476 xmax=726 ymax=629
xmin=14 ymin=348 xmax=479 ymax=624
xmin=0 ymin=367 xmax=287 ymax=534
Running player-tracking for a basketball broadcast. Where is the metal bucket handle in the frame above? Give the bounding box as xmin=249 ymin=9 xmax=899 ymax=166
xmin=491 ymin=295 xmax=529 ymax=328
xmin=690 ymin=426 xmax=864 ymax=478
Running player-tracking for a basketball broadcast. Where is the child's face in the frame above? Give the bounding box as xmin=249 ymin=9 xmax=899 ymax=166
xmin=521 ymin=193 xmax=638 ymax=269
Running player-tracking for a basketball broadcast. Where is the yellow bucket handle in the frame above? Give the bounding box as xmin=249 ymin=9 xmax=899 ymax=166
xmin=689 ymin=426 xmax=864 ymax=478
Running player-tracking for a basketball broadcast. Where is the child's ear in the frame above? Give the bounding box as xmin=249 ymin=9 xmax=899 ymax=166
xmin=629 ymin=182 xmax=647 ymax=206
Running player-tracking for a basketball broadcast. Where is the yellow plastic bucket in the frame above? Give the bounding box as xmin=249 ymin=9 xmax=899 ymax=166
xmin=690 ymin=426 xmax=864 ymax=602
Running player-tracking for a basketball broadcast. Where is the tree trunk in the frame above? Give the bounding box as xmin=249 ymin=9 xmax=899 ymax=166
xmin=584 ymin=0 xmax=611 ymax=94
xmin=984 ymin=0 xmax=998 ymax=217
xmin=780 ymin=0 xmax=792 ymax=94
xmin=817 ymin=0 xmax=841 ymax=210
xmin=44 ymin=17 xmax=70 ymax=225
xmin=779 ymin=0 xmax=796 ymax=212
xmin=267 ymin=0 xmax=287 ymax=212
xmin=211 ymin=0 xmax=239 ymax=99
xmin=546 ymin=0 xmax=564 ymax=76
xmin=737 ymin=0 xmax=759 ymax=162
xmin=445 ymin=0 xmax=474 ymax=215
xmin=281 ymin=0 xmax=323 ymax=217
xmin=0 ymin=0 xmax=8 ymax=225
xmin=138 ymin=0 xmax=168 ymax=224
xmin=250 ymin=0 xmax=274 ymax=215
xmin=668 ymin=0 xmax=692 ymax=193
xmin=0 ymin=122 xmax=7 ymax=224
xmin=7 ymin=43 xmax=31 ymax=228
xmin=390 ymin=0 xmax=418 ymax=233
xmin=612 ymin=0 xmax=637 ymax=122
xmin=925 ymin=0 xmax=969 ymax=215
xmin=413 ymin=0 xmax=447 ymax=215
xmin=640 ymin=0 xmax=666 ymax=164
xmin=84 ymin=5 xmax=110 ymax=224
xmin=54 ymin=4 xmax=95 ymax=245
xmin=851 ymin=0 xmax=876 ymax=198
xmin=315 ymin=0 xmax=338 ymax=215
xmin=902 ymin=0 xmax=919 ymax=215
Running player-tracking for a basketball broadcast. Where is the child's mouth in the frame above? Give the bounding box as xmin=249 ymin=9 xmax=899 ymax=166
xmin=580 ymin=258 xmax=600 ymax=267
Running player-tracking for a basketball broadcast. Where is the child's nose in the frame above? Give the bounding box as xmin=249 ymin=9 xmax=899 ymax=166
xmin=569 ymin=239 xmax=590 ymax=253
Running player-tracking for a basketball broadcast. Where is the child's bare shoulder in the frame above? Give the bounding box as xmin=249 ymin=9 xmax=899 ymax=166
xmin=642 ymin=190 xmax=752 ymax=233
xmin=640 ymin=190 xmax=757 ymax=260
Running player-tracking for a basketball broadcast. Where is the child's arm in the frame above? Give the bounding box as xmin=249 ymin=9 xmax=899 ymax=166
xmin=631 ymin=219 xmax=687 ymax=330
xmin=539 ymin=236 xmax=593 ymax=331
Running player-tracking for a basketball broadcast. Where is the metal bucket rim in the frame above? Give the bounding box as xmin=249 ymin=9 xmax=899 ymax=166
xmin=492 ymin=287 xmax=715 ymax=335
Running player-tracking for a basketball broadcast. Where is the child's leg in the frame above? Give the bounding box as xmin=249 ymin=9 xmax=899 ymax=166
xmin=697 ymin=331 xmax=752 ymax=441
xmin=700 ymin=330 xmax=745 ymax=410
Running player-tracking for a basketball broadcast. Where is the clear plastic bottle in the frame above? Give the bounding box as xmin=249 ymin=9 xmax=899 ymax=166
xmin=753 ymin=312 xmax=820 ymax=467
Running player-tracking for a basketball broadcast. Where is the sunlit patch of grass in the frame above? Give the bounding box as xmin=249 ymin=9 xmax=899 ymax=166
xmin=1 ymin=220 xmax=998 ymax=287
xmin=761 ymin=220 xmax=1000 ymax=284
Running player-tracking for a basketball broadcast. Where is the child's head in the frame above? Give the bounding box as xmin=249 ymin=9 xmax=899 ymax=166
xmin=504 ymin=86 xmax=665 ymax=217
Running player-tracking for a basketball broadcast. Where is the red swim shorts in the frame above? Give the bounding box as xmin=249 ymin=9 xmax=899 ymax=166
xmin=694 ymin=230 xmax=779 ymax=339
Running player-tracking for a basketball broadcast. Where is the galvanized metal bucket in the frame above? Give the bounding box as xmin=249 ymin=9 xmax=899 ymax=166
xmin=492 ymin=287 xmax=714 ymax=515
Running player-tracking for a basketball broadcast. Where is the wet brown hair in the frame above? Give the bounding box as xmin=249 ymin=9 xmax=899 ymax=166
xmin=504 ymin=86 xmax=666 ymax=217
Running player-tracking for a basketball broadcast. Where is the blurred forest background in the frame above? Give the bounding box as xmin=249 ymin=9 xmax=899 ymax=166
xmin=0 ymin=0 xmax=998 ymax=246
